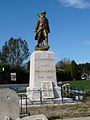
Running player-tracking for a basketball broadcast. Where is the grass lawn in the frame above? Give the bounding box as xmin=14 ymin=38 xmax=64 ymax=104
xmin=64 ymin=80 xmax=90 ymax=92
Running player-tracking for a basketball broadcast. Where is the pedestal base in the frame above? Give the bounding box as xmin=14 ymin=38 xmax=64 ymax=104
xmin=27 ymin=51 xmax=57 ymax=101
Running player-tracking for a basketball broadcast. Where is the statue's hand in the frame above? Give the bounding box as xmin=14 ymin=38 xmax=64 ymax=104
xmin=34 ymin=29 xmax=36 ymax=32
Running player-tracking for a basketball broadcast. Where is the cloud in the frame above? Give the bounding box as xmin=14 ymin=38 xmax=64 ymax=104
xmin=57 ymin=0 xmax=90 ymax=9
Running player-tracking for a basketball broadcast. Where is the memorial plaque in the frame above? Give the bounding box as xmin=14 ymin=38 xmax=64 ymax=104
xmin=41 ymin=81 xmax=54 ymax=99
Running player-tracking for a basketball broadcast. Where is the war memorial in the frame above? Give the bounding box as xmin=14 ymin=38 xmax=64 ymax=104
xmin=0 ymin=11 xmax=85 ymax=120
xmin=27 ymin=11 xmax=57 ymax=100
xmin=27 ymin=11 xmax=72 ymax=103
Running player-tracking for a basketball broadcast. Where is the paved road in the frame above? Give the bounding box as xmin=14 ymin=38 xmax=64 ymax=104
xmin=56 ymin=117 xmax=90 ymax=120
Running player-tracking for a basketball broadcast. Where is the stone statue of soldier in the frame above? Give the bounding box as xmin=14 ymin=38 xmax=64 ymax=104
xmin=34 ymin=11 xmax=50 ymax=50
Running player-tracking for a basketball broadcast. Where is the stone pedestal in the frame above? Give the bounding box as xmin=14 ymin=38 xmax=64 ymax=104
xmin=27 ymin=51 xmax=57 ymax=101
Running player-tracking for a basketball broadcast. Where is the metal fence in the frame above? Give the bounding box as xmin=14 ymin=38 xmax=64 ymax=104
xmin=19 ymin=94 xmax=31 ymax=117
xmin=70 ymin=86 xmax=85 ymax=102
xmin=18 ymin=85 xmax=85 ymax=114
xmin=0 ymin=84 xmax=85 ymax=115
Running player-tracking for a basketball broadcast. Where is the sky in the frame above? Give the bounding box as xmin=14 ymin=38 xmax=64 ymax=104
xmin=0 ymin=0 xmax=90 ymax=64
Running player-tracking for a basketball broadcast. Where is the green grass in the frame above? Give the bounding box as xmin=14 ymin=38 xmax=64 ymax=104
xmin=64 ymin=80 xmax=90 ymax=92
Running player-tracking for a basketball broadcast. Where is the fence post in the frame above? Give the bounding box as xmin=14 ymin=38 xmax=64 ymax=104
xmin=26 ymin=95 xmax=27 ymax=114
xmin=61 ymin=82 xmax=63 ymax=103
xmin=82 ymin=85 xmax=85 ymax=102
xmin=78 ymin=87 xmax=80 ymax=101
xmin=40 ymin=89 xmax=43 ymax=104
xmin=21 ymin=95 xmax=22 ymax=114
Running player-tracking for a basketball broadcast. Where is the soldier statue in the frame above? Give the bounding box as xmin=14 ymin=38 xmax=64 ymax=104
xmin=34 ymin=11 xmax=50 ymax=50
